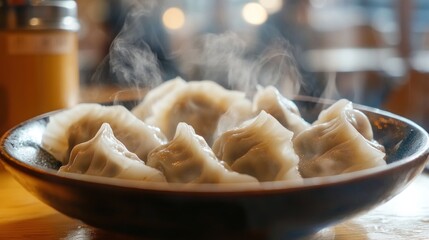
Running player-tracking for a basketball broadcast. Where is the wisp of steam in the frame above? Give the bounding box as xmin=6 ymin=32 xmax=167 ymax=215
xmin=91 ymin=1 xmax=163 ymax=90
xmin=91 ymin=1 xmax=307 ymax=101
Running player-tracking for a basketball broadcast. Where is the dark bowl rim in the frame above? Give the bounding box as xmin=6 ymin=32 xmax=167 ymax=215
xmin=1 ymin=98 xmax=428 ymax=196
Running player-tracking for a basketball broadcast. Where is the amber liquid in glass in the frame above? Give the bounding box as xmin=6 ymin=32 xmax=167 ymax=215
xmin=0 ymin=30 xmax=79 ymax=134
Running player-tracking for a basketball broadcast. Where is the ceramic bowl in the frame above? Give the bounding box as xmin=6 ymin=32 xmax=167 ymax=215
xmin=1 ymin=99 xmax=428 ymax=239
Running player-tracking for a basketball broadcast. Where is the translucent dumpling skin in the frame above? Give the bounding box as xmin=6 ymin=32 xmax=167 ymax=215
xmin=43 ymin=80 xmax=388 ymax=185
xmin=314 ymin=99 xmax=374 ymax=140
xmin=60 ymin=123 xmax=166 ymax=182
xmin=42 ymin=103 xmax=167 ymax=164
xmin=133 ymin=79 xmax=248 ymax=145
xmin=253 ymin=86 xmax=310 ymax=135
xmin=294 ymin=99 xmax=386 ymax=178
xmin=147 ymin=122 xmax=258 ymax=184
xmin=132 ymin=77 xmax=187 ymax=120
xmin=213 ymin=111 xmax=302 ymax=182
xmin=214 ymin=98 xmax=254 ymax=140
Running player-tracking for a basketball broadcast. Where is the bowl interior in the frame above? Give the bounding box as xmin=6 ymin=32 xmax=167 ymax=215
xmin=4 ymin=100 xmax=425 ymax=179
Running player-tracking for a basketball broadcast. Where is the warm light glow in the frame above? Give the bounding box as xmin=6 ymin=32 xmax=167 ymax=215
xmin=162 ymin=7 xmax=185 ymax=30
xmin=242 ymin=3 xmax=268 ymax=25
xmin=29 ymin=18 xmax=41 ymax=26
xmin=259 ymin=0 xmax=282 ymax=14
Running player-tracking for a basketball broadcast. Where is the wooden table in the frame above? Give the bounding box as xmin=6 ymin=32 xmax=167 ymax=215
xmin=0 ymin=165 xmax=428 ymax=240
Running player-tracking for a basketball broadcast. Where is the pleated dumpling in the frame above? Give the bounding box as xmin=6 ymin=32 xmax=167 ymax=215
xmin=293 ymin=99 xmax=386 ymax=178
xmin=314 ymin=99 xmax=376 ymax=142
xmin=147 ymin=122 xmax=258 ymax=184
xmin=212 ymin=111 xmax=302 ymax=182
xmin=42 ymin=103 xmax=166 ymax=164
xmin=60 ymin=123 xmax=166 ymax=182
xmin=253 ymin=86 xmax=310 ymax=135
xmin=131 ymin=77 xmax=187 ymax=120
xmin=135 ymin=80 xmax=248 ymax=145
xmin=214 ymin=98 xmax=254 ymax=140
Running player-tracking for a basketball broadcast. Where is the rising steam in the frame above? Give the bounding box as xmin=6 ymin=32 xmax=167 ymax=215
xmin=91 ymin=1 xmax=304 ymax=100
xmin=91 ymin=0 xmax=163 ymax=90
xmin=183 ymin=31 xmax=303 ymax=98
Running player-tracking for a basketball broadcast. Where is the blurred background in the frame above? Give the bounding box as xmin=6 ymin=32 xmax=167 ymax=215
xmin=76 ymin=0 xmax=428 ymax=131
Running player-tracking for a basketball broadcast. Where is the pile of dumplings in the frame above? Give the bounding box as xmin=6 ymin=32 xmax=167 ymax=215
xmin=41 ymin=77 xmax=386 ymax=185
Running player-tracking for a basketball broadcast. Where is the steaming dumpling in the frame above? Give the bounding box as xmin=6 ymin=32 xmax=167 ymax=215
xmin=42 ymin=103 xmax=166 ymax=164
xmin=147 ymin=122 xmax=258 ymax=184
xmin=253 ymin=86 xmax=310 ymax=135
xmin=293 ymin=99 xmax=386 ymax=178
xmin=139 ymin=80 xmax=248 ymax=145
xmin=60 ymin=123 xmax=166 ymax=182
xmin=131 ymin=77 xmax=187 ymax=120
xmin=212 ymin=111 xmax=301 ymax=182
xmin=314 ymin=99 xmax=375 ymax=142
xmin=214 ymin=98 xmax=254 ymax=140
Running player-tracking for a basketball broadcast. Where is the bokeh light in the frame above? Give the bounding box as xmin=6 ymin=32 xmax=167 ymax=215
xmin=242 ymin=2 xmax=268 ymax=25
xmin=259 ymin=0 xmax=283 ymax=14
xmin=162 ymin=7 xmax=185 ymax=30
